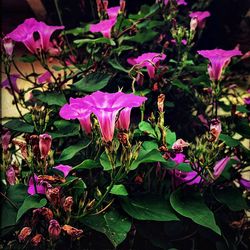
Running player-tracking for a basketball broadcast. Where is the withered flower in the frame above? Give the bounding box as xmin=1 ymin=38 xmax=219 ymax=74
xmin=31 ymin=234 xmax=43 ymax=246
xmin=63 ymin=196 xmax=73 ymax=213
xmin=18 ymin=227 xmax=32 ymax=242
xmin=62 ymin=225 xmax=84 ymax=239
xmin=48 ymin=219 xmax=61 ymax=239
xmin=46 ymin=187 xmax=60 ymax=207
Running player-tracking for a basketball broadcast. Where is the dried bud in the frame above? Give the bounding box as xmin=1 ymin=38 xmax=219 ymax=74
xmin=18 ymin=227 xmax=32 ymax=242
xmin=103 ymin=0 xmax=108 ymax=12
xmin=3 ymin=37 xmax=14 ymax=56
xmin=6 ymin=166 xmax=16 ymax=185
xmin=33 ymin=207 xmax=53 ymax=224
xmin=29 ymin=135 xmax=40 ymax=158
xmin=157 ymin=94 xmax=165 ymax=112
xmin=62 ymin=225 xmax=84 ymax=239
xmin=63 ymin=196 xmax=73 ymax=213
xmin=2 ymin=129 xmax=11 ymax=152
xmin=152 ymin=83 xmax=159 ymax=92
xmin=39 ymin=133 xmax=52 ymax=159
xmin=12 ymin=139 xmax=28 ymax=160
xmin=31 ymin=234 xmax=43 ymax=246
xmin=48 ymin=219 xmax=61 ymax=239
xmin=190 ymin=17 xmax=198 ymax=31
xmin=117 ymin=132 xmax=129 ymax=146
xmin=136 ymin=72 xmax=144 ymax=86
xmin=134 ymin=175 xmax=143 ymax=185
xmin=209 ymin=118 xmax=221 ymax=142
xmin=46 ymin=187 xmax=60 ymax=207
xmin=172 ymin=139 xmax=189 ymax=152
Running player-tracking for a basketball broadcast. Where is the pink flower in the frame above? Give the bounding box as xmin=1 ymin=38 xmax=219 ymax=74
xmin=60 ymin=91 xmax=147 ymax=142
xmin=176 ymin=0 xmax=187 ymax=6
xmin=189 ymin=11 xmax=211 ymax=29
xmin=2 ymin=37 xmax=14 ymax=56
xmin=6 ymin=18 xmax=64 ymax=54
xmin=127 ymin=52 xmax=166 ymax=79
xmin=39 ymin=133 xmax=52 ymax=159
xmin=2 ymin=129 xmax=11 ymax=152
xmin=89 ymin=18 xmax=117 ymax=38
xmin=174 ymin=169 xmax=202 ymax=186
xmin=1 ymin=74 xmax=20 ymax=95
xmin=197 ymin=48 xmax=242 ymax=81
xmin=53 ymin=164 xmax=72 ymax=177
xmin=171 ymin=153 xmax=186 ymax=165
xmin=107 ymin=6 xmax=120 ymax=19
xmin=6 ymin=166 xmax=16 ymax=185
xmin=172 ymin=139 xmax=189 ymax=152
xmin=28 ymin=174 xmax=49 ymax=195
xmin=37 ymin=71 xmax=52 ymax=84
xmin=213 ymin=156 xmax=231 ymax=179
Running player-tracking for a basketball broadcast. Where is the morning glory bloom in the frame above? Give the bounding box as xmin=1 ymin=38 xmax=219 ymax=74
xmin=197 ymin=48 xmax=242 ymax=81
xmin=60 ymin=91 xmax=147 ymax=142
xmin=53 ymin=164 xmax=72 ymax=178
xmin=1 ymin=74 xmax=20 ymax=95
xmin=127 ymin=52 xmax=166 ymax=79
xmin=89 ymin=18 xmax=117 ymax=38
xmin=6 ymin=18 xmax=64 ymax=54
xmin=189 ymin=11 xmax=211 ymax=29
xmin=107 ymin=6 xmax=120 ymax=19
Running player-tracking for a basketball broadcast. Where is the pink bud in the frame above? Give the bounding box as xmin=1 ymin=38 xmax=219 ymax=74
xmin=103 ymin=0 xmax=108 ymax=11
xmin=3 ymin=37 xmax=14 ymax=56
xmin=2 ymin=129 xmax=11 ymax=152
xmin=48 ymin=219 xmax=61 ymax=239
xmin=6 ymin=166 xmax=16 ymax=185
xmin=120 ymin=0 xmax=126 ymax=12
xmin=39 ymin=133 xmax=52 ymax=159
xmin=190 ymin=17 xmax=198 ymax=31
xmin=136 ymin=72 xmax=144 ymax=86
xmin=172 ymin=139 xmax=189 ymax=152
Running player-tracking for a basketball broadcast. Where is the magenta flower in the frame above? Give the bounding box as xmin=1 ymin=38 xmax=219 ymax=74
xmin=239 ymin=177 xmax=250 ymax=190
xmin=189 ymin=11 xmax=211 ymax=29
xmin=2 ymin=129 xmax=11 ymax=152
xmin=176 ymin=0 xmax=187 ymax=6
xmin=53 ymin=164 xmax=72 ymax=177
xmin=37 ymin=71 xmax=52 ymax=84
xmin=60 ymin=91 xmax=147 ymax=142
xmin=197 ymin=48 xmax=242 ymax=81
xmin=89 ymin=18 xmax=117 ymax=38
xmin=213 ymin=156 xmax=231 ymax=179
xmin=127 ymin=52 xmax=166 ymax=79
xmin=28 ymin=174 xmax=49 ymax=195
xmin=6 ymin=18 xmax=64 ymax=54
xmin=2 ymin=37 xmax=14 ymax=56
xmin=1 ymin=74 xmax=20 ymax=95
xmin=6 ymin=166 xmax=16 ymax=185
xmin=174 ymin=169 xmax=202 ymax=186
xmin=39 ymin=133 xmax=52 ymax=159
xmin=107 ymin=6 xmax=120 ymax=19
xmin=171 ymin=153 xmax=186 ymax=165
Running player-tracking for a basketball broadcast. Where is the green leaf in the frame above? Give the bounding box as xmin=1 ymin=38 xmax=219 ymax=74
xmin=130 ymin=148 xmax=165 ymax=170
xmin=124 ymin=30 xmax=158 ymax=44
xmin=170 ymin=189 xmax=221 ymax=235
xmin=110 ymin=184 xmax=128 ymax=196
xmin=171 ymin=79 xmax=190 ymax=93
xmin=19 ymin=55 xmax=36 ymax=63
xmin=16 ymin=195 xmax=47 ymax=222
xmin=51 ymin=120 xmax=80 ymax=139
xmin=219 ymin=134 xmax=240 ymax=147
xmin=139 ymin=121 xmax=157 ymax=138
xmin=165 ymin=128 xmax=176 ymax=147
xmin=73 ymin=72 xmax=111 ymax=92
xmin=100 ymin=151 xmax=121 ymax=171
xmin=0 ymin=184 xmax=28 ymax=232
xmin=81 ymin=209 xmax=131 ymax=247
xmin=176 ymin=163 xmax=192 ymax=172
xmin=235 ymin=119 xmax=250 ymax=139
xmin=141 ymin=141 xmax=158 ymax=151
xmin=59 ymin=140 xmax=91 ymax=161
xmin=214 ymin=187 xmax=248 ymax=211
xmin=120 ymin=194 xmax=179 ymax=221
xmin=72 ymin=159 xmax=101 ymax=171
xmin=113 ymin=45 xmax=133 ymax=55
xmin=109 ymin=58 xmax=129 ymax=73
xmin=34 ymin=91 xmax=67 ymax=106
xmin=4 ymin=119 xmax=34 ymax=133
xmin=64 ymin=27 xmax=84 ymax=36
xmin=74 ymin=37 xmax=115 ymax=47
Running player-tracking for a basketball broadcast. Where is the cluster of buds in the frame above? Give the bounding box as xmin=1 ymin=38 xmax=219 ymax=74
xmin=31 ymin=106 xmax=51 ymax=133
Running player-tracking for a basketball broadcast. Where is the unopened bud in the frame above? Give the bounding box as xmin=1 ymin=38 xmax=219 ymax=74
xmin=157 ymin=94 xmax=165 ymax=112
xmin=103 ymin=0 xmax=108 ymax=12
xmin=172 ymin=139 xmax=189 ymax=152
xmin=120 ymin=0 xmax=126 ymax=12
xmin=46 ymin=187 xmax=60 ymax=207
xmin=209 ymin=118 xmax=222 ymax=142
xmin=6 ymin=166 xmax=16 ymax=185
xmin=62 ymin=225 xmax=84 ymax=239
xmin=63 ymin=196 xmax=73 ymax=213
xmin=136 ymin=72 xmax=144 ymax=86
xmin=48 ymin=219 xmax=61 ymax=239
xmin=18 ymin=227 xmax=32 ymax=242
xmin=39 ymin=133 xmax=52 ymax=159
xmin=31 ymin=234 xmax=43 ymax=246
xmin=190 ymin=17 xmax=198 ymax=31
xmin=3 ymin=37 xmax=14 ymax=56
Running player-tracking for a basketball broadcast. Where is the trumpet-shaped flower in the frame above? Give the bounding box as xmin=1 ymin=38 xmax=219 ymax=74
xmin=1 ymin=74 xmax=20 ymax=95
xmin=89 ymin=18 xmax=117 ymax=38
xmin=213 ymin=156 xmax=231 ymax=178
xmin=189 ymin=11 xmax=211 ymax=29
xmin=60 ymin=91 xmax=147 ymax=142
xmin=197 ymin=48 xmax=242 ymax=81
xmin=6 ymin=18 xmax=64 ymax=54
xmin=53 ymin=164 xmax=72 ymax=178
xmin=127 ymin=52 xmax=166 ymax=79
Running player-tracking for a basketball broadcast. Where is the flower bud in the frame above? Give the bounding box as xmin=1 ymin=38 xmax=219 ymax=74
xmin=2 ymin=129 xmax=11 ymax=153
xmin=3 ymin=37 xmax=14 ymax=56
xmin=29 ymin=135 xmax=40 ymax=158
xmin=172 ymin=139 xmax=189 ymax=152
xmin=46 ymin=187 xmax=60 ymax=207
xmin=18 ymin=227 xmax=32 ymax=242
xmin=209 ymin=118 xmax=221 ymax=141
xmin=190 ymin=17 xmax=198 ymax=31
xmin=157 ymin=94 xmax=165 ymax=112
xmin=62 ymin=225 xmax=84 ymax=239
xmin=120 ymin=0 xmax=126 ymax=12
xmin=39 ymin=133 xmax=52 ymax=159
xmin=63 ymin=196 xmax=73 ymax=213
xmin=31 ymin=234 xmax=43 ymax=246
xmin=103 ymin=0 xmax=108 ymax=12
xmin=48 ymin=219 xmax=61 ymax=239
xmin=136 ymin=72 xmax=144 ymax=86
xmin=6 ymin=166 xmax=16 ymax=185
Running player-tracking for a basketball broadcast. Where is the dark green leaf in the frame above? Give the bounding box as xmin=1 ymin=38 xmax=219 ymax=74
xmin=219 ymin=134 xmax=240 ymax=147
xmin=165 ymin=128 xmax=176 ymax=147
xmin=170 ymin=189 xmax=221 ymax=235
xmin=19 ymin=55 xmax=36 ymax=63
xmin=100 ymin=151 xmax=121 ymax=171
xmin=73 ymin=72 xmax=111 ymax=92
xmin=72 ymin=159 xmax=101 ymax=171
xmin=4 ymin=119 xmax=34 ymax=133
xmin=16 ymin=195 xmax=47 ymax=221
xmin=110 ymin=184 xmax=128 ymax=196
xmin=121 ymin=194 xmax=179 ymax=221
xmin=34 ymin=91 xmax=67 ymax=106
xmin=81 ymin=209 xmax=131 ymax=247
xmin=51 ymin=120 xmax=80 ymax=139
xmin=124 ymin=30 xmax=158 ymax=44
xmin=171 ymin=79 xmax=190 ymax=93
xmin=109 ymin=58 xmax=129 ymax=73
xmin=74 ymin=37 xmax=115 ymax=47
